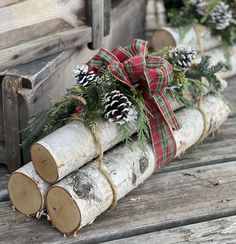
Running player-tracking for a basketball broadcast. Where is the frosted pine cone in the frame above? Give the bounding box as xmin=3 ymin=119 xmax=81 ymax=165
xmin=74 ymin=64 xmax=98 ymax=87
xmin=168 ymin=48 xmax=197 ymax=69
xmin=104 ymin=90 xmax=137 ymax=124
xmin=211 ymin=2 xmax=233 ymax=30
xmin=191 ymin=0 xmax=208 ymax=16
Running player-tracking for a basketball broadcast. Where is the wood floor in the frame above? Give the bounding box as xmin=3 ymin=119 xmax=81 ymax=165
xmin=0 ymin=77 xmax=235 ymax=243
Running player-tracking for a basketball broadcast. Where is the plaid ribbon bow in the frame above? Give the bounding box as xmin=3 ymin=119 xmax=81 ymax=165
xmin=88 ymin=39 xmax=181 ymax=172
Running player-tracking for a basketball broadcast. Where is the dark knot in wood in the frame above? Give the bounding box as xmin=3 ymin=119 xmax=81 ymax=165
xmin=139 ymin=157 xmax=149 ymax=174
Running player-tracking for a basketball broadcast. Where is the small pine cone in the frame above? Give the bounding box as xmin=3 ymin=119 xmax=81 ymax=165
xmin=168 ymin=47 xmax=197 ymax=69
xmin=74 ymin=64 xmax=98 ymax=87
xmin=211 ymin=2 xmax=233 ymax=30
xmin=104 ymin=90 xmax=136 ymax=124
xmin=191 ymin=0 xmax=208 ymax=16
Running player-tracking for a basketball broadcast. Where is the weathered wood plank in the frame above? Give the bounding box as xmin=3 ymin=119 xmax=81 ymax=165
xmin=107 ymin=215 xmax=236 ymax=243
xmin=0 ymin=0 xmax=85 ymax=34
xmin=104 ymin=0 xmax=111 ymax=36
xmin=0 ymin=165 xmax=8 ymax=192
xmin=223 ymin=76 xmax=236 ymax=109
xmin=0 ymin=142 xmax=6 ymax=164
xmin=0 ymin=82 xmax=4 ymax=142
xmin=87 ymin=0 xmax=104 ymax=49
xmin=2 ymin=76 xmax=22 ymax=172
xmin=0 ymin=25 xmax=92 ymax=71
xmin=0 ymin=19 xmax=72 ymax=50
xmin=1 ymin=161 xmax=236 ymax=243
xmin=7 ymin=49 xmax=75 ymax=89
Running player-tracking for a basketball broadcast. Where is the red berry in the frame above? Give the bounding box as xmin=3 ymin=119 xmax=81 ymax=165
xmin=74 ymin=105 xmax=83 ymax=114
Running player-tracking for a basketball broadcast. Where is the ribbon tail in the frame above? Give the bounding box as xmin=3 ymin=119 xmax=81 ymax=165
xmin=153 ymin=91 xmax=181 ymax=131
xmin=143 ymin=93 xmax=177 ymax=173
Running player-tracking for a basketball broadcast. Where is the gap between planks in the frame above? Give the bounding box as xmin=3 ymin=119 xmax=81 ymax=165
xmin=106 ymin=215 xmax=236 ymax=244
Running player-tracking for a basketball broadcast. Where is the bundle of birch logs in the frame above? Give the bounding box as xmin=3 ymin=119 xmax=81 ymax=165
xmin=151 ymin=25 xmax=236 ymax=79
xmin=8 ymin=76 xmax=230 ymax=234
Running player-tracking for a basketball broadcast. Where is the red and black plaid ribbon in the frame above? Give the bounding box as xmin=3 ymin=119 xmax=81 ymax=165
xmin=88 ymin=39 xmax=180 ymax=172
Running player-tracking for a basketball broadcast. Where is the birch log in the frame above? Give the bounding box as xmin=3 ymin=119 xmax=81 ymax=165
xmin=8 ymin=162 xmax=50 ymax=216
xmin=151 ymin=25 xmax=221 ymax=51
xmin=204 ymin=45 xmax=236 ymax=79
xmin=31 ymin=79 xmax=227 ymax=183
xmin=46 ymin=94 xmax=230 ymax=235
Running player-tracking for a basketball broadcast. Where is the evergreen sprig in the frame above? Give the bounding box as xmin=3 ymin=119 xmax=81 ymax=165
xmin=167 ymin=0 xmax=236 ymax=48
xmin=21 ymin=52 xmax=226 ymax=150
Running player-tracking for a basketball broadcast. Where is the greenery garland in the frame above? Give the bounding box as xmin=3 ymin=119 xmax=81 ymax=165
xmin=167 ymin=0 xmax=236 ymax=49
xmin=21 ymin=47 xmax=226 ymax=153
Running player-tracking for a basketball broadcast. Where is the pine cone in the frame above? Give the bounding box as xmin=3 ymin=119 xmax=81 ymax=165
xmin=168 ymin=48 xmax=197 ymax=69
xmin=192 ymin=0 xmax=208 ymax=16
xmin=104 ymin=90 xmax=136 ymax=124
xmin=211 ymin=2 xmax=233 ymax=30
xmin=74 ymin=64 xmax=98 ymax=87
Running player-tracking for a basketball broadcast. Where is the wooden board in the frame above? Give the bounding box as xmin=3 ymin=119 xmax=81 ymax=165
xmin=0 ymin=0 xmax=118 ymax=70
xmin=107 ymin=215 xmax=236 ymax=243
xmin=0 ymin=25 xmax=92 ymax=71
xmin=0 ymin=165 xmax=8 ymax=192
xmin=2 ymin=75 xmax=21 ymax=172
xmin=86 ymin=0 xmax=104 ymax=49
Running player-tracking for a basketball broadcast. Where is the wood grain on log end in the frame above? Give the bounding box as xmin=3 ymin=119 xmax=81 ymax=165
xmin=8 ymin=172 xmax=42 ymax=216
xmin=152 ymin=29 xmax=176 ymax=50
xmin=31 ymin=143 xmax=58 ymax=183
xmin=46 ymin=186 xmax=81 ymax=235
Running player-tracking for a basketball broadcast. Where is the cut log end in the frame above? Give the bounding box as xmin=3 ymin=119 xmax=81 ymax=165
xmin=46 ymin=186 xmax=81 ymax=235
xmin=31 ymin=143 xmax=58 ymax=183
xmin=152 ymin=29 xmax=176 ymax=50
xmin=8 ymin=172 xmax=42 ymax=216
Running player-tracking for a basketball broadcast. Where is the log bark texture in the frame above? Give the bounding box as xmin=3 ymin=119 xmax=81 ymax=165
xmin=31 ymin=79 xmax=227 ymax=183
xmin=151 ymin=25 xmax=221 ymax=51
xmin=46 ymin=94 xmax=230 ymax=235
xmin=8 ymin=162 xmax=50 ymax=216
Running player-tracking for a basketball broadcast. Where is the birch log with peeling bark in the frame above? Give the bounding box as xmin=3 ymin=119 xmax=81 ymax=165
xmin=151 ymin=25 xmax=221 ymax=51
xmin=8 ymin=162 xmax=50 ymax=216
xmin=31 ymin=79 xmax=227 ymax=183
xmin=46 ymin=94 xmax=230 ymax=235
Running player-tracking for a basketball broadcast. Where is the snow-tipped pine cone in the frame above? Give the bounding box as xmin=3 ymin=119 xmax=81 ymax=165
xmin=104 ymin=90 xmax=137 ymax=124
xmin=74 ymin=64 xmax=98 ymax=87
xmin=211 ymin=2 xmax=233 ymax=30
xmin=168 ymin=48 xmax=197 ymax=69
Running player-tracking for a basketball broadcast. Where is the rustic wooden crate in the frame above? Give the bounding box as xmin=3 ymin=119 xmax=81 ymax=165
xmin=0 ymin=0 xmax=114 ymax=71
xmin=0 ymin=0 xmax=147 ymax=172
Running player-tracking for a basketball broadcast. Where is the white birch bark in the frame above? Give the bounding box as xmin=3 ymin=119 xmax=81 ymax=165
xmin=203 ymin=45 xmax=236 ymax=79
xmin=46 ymin=94 xmax=230 ymax=235
xmin=152 ymin=25 xmax=221 ymax=51
xmin=31 ymin=79 xmax=227 ymax=183
xmin=8 ymin=162 xmax=50 ymax=216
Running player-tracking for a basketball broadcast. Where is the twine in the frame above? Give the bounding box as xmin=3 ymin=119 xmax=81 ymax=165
xmin=91 ymin=124 xmax=118 ymax=208
xmin=193 ymin=25 xmax=209 ymax=144
xmin=194 ymin=94 xmax=209 ymax=145
xmin=193 ymin=24 xmax=205 ymax=57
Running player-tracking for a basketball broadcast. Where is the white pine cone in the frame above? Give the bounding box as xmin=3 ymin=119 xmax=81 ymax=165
xmin=191 ymin=0 xmax=208 ymax=16
xmin=168 ymin=48 xmax=197 ymax=69
xmin=104 ymin=90 xmax=136 ymax=124
xmin=211 ymin=2 xmax=233 ymax=30
xmin=73 ymin=64 xmax=98 ymax=87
